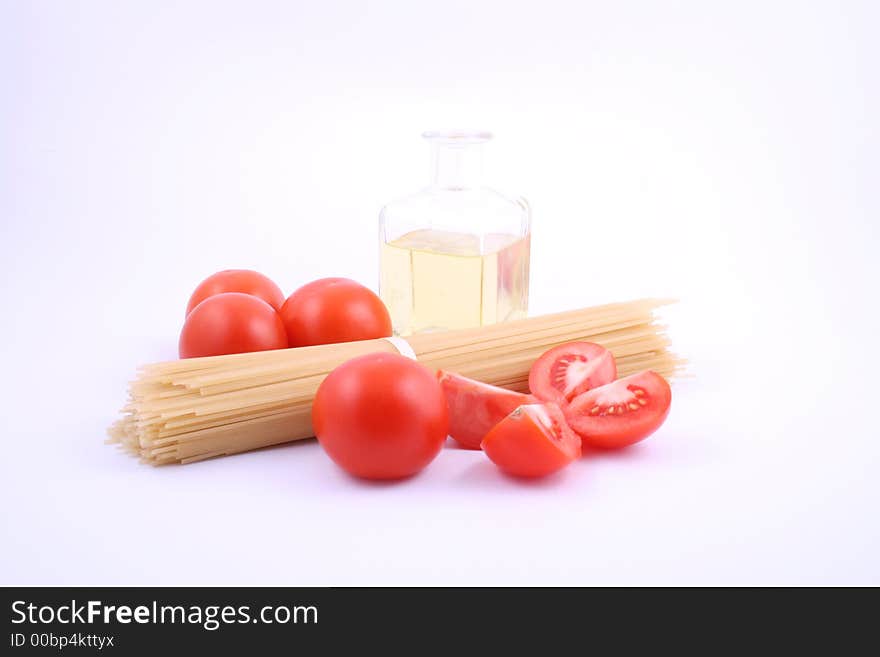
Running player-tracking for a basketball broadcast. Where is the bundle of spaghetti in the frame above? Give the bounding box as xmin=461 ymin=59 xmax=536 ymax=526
xmin=108 ymin=299 xmax=685 ymax=465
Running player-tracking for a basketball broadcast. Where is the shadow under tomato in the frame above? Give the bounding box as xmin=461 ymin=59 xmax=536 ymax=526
xmin=579 ymin=442 xmax=652 ymax=461
xmin=443 ymin=436 xmax=480 ymax=451
xmin=456 ymin=459 xmax=574 ymax=489
xmin=339 ymin=470 xmax=425 ymax=487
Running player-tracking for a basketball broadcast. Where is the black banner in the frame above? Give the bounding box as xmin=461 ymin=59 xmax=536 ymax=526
xmin=1 ymin=587 xmax=871 ymax=653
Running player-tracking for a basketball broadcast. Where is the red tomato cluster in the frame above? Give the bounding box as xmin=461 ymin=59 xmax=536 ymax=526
xmin=178 ymin=270 xmax=392 ymax=359
xmin=176 ymin=271 xmax=672 ymax=483
xmin=312 ymin=340 xmax=672 ymax=481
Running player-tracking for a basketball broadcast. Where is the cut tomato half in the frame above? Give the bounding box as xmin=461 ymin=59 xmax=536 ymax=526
xmin=481 ymin=403 xmax=581 ymax=478
xmin=437 ymin=370 xmax=536 ymax=449
xmin=564 ymin=370 xmax=671 ymax=449
xmin=528 ymin=341 xmax=617 ymax=404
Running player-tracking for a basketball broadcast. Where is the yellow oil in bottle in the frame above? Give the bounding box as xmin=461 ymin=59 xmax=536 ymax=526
xmin=380 ymin=229 xmax=530 ymax=335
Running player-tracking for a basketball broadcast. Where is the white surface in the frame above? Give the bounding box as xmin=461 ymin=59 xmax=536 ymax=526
xmin=2 ymin=0 xmax=878 ymax=585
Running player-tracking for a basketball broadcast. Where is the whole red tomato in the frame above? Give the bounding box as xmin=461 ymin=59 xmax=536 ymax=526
xmin=280 ymin=278 xmax=392 ymax=347
xmin=179 ymin=292 xmax=288 ymax=358
xmin=186 ymin=269 xmax=285 ymax=316
xmin=312 ymin=352 xmax=448 ymax=480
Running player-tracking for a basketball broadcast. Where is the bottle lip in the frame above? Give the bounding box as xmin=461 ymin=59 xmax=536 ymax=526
xmin=422 ymin=130 xmax=493 ymax=145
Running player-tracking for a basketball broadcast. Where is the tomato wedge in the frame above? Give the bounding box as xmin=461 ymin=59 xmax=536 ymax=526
xmin=564 ymin=370 xmax=671 ymax=449
xmin=528 ymin=342 xmax=617 ymax=404
xmin=437 ymin=371 xmax=536 ymax=449
xmin=481 ymin=403 xmax=581 ymax=478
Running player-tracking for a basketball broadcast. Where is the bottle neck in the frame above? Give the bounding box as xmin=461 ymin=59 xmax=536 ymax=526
xmin=430 ymin=143 xmax=484 ymax=189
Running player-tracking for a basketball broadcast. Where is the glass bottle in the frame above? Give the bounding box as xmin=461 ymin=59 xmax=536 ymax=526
xmin=379 ymin=131 xmax=531 ymax=336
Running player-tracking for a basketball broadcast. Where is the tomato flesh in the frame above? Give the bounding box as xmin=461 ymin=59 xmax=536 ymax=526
xmin=481 ymin=403 xmax=581 ymax=478
xmin=528 ymin=342 xmax=617 ymax=404
xmin=564 ymin=370 xmax=671 ymax=449
xmin=438 ymin=371 xmax=537 ymax=450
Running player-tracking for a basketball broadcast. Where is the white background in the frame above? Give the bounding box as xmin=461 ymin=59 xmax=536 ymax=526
xmin=2 ymin=0 xmax=877 ymax=585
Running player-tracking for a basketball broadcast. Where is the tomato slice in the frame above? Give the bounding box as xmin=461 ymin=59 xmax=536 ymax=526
xmin=481 ymin=403 xmax=581 ymax=478
xmin=528 ymin=342 xmax=617 ymax=404
xmin=437 ymin=371 xmax=537 ymax=449
xmin=564 ymin=370 xmax=671 ymax=449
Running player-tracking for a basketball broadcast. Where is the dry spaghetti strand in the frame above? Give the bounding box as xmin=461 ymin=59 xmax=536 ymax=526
xmin=108 ymin=300 xmax=685 ymax=465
